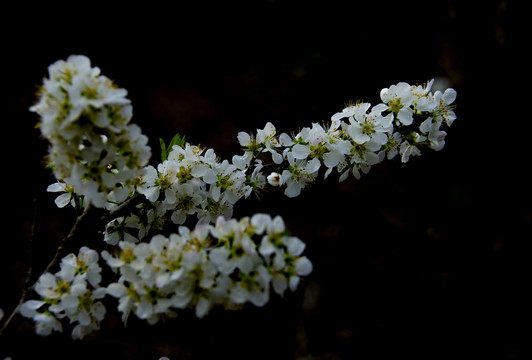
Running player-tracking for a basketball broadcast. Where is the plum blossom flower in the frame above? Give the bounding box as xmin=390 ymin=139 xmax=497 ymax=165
xmin=104 ymin=216 xmax=141 ymax=245
xmin=26 ymin=56 xmax=462 ymax=341
xmin=170 ymin=183 xmax=205 ymax=225
xmin=103 ymin=214 xmax=312 ymax=324
xmin=380 ymin=82 xmax=415 ymax=125
xmin=238 ymin=122 xmax=283 ymax=164
xmin=267 ymin=172 xmax=283 ymax=186
xmin=419 ymin=117 xmax=447 ymax=151
xmin=434 ymin=88 xmax=457 ymax=125
xmin=346 ymin=103 xmax=393 ymax=145
xmin=256 ymin=215 xmax=312 ymax=295
xmin=281 ymin=152 xmax=320 ymax=198
xmin=20 ymin=247 xmax=106 ymax=339
xmin=30 ymin=55 xmax=151 ymax=209
xmin=47 ymin=182 xmax=75 ymax=208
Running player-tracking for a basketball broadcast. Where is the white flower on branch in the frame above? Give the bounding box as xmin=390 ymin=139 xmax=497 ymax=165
xmin=20 ymin=247 xmax=106 ymax=339
xmin=30 ymin=55 xmax=151 ymax=209
xmin=17 ymin=55 xmax=459 ymax=340
xmin=102 ymin=214 xmax=312 ymax=324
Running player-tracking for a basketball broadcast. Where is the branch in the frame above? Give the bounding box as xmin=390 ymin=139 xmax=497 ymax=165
xmin=100 ymin=193 xmax=146 ymax=225
xmin=0 ymin=204 xmax=100 ymax=337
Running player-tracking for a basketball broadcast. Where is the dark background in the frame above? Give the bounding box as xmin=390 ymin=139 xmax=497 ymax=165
xmin=1 ymin=1 xmax=529 ymax=359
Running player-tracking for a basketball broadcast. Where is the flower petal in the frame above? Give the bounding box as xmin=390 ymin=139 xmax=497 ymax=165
xmin=291 ymin=144 xmax=311 ymax=159
xmin=20 ymin=300 xmax=46 ymax=318
xmin=295 ymin=257 xmax=313 ymax=276
xmin=347 ymin=124 xmax=370 ymax=144
xmin=443 ymin=88 xmax=457 ymax=104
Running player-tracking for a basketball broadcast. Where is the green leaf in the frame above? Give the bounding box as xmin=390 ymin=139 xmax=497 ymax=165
xmin=168 ymin=133 xmax=186 ymax=150
xmin=160 ymin=133 xmax=186 ymax=162
xmin=160 ymin=138 xmax=168 ymax=162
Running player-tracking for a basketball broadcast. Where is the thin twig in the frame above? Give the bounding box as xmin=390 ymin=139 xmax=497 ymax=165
xmin=0 ymin=204 xmax=98 ymax=337
xmin=23 ymin=199 xmax=39 ymax=297
xmin=0 ymin=193 xmax=147 ymax=337
xmin=100 ymin=193 xmax=146 ymax=225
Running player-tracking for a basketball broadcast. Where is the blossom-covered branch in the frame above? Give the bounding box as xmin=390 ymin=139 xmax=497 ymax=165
xmin=127 ymin=78 xmax=456 ymax=235
xmin=103 ymin=214 xmax=311 ymax=323
xmin=31 ymin=55 xmax=151 ymax=209
xmin=11 ymin=55 xmax=457 ymax=340
xmin=20 ymin=214 xmax=311 ymax=338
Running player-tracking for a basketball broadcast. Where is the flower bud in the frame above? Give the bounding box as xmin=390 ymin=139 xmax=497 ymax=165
xmin=267 ymin=172 xmax=283 ymax=186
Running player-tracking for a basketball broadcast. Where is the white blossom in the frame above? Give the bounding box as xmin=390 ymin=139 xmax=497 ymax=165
xmin=132 ymin=78 xmax=457 ymax=222
xmin=104 ymin=216 xmax=141 ymax=245
xmin=20 ymin=247 xmax=106 ymax=339
xmin=47 ymin=182 xmax=75 ymax=208
xmin=380 ymin=82 xmax=415 ymax=125
xmin=170 ymin=183 xmax=204 ymax=225
xmin=346 ymin=103 xmax=393 ymax=145
xmin=267 ymin=172 xmax=283 ymax=186
xmin=419 ymin=117 xmax=447 ymax=151
xmin=136 ymin=142 xmax=256 ymax=227
xmin=26 ymin=55 xmax=461 ymax=339
xmin=434 ymin=88 xmax=457 ymax=125
xmin=281 ymin=153 xmax=320 ymax=198
xmin=103 ymin=214 xmax=312 ymax=324
xmin=30 ymin=55 xmax=151 ymax=209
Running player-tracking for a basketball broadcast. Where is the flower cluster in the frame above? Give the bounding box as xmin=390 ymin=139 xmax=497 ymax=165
xmin=18 ymin=55 xmax=459 ymax=341
xmin=101 ymin=142 xmax=267 ymax=243
xmin=20 ymin=247 xmax=106 ymax=339
xmin=30 ymin=55 xmax=151 ymax=208
xmin=99 ymin=80 xmax=456 ymax=239
xmin=102 ymin=214 xmax=312 ymax=324
xmin=237 ymin=79 xmax=457 ymax=197
xmin=135 ymin=144 xmax=262 ymax=225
